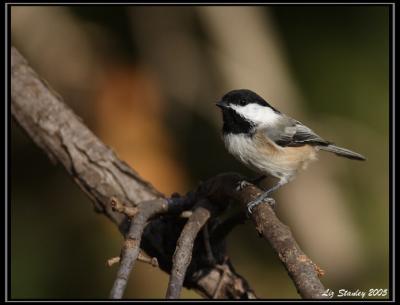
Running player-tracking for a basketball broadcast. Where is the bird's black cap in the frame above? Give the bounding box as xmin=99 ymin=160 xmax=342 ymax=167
xmin=220 ymin=89 xmax=280 ymax=113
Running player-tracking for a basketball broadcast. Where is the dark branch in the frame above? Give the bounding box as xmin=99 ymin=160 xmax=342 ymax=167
xmin=202 ymin=222 xmax=216 ymax=266
xmin=211 ymin=212 xmax=246 ymax=243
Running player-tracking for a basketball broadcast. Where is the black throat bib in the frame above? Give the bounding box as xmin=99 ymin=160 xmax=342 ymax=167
xmin=222 ymin=108 xmax=254 ymax=135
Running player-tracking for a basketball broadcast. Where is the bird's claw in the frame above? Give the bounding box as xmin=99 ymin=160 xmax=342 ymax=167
xmin=247 ymin=197 xmax=275 ymax=215
xmin=236 ymin=180 xmax=252 ymax=192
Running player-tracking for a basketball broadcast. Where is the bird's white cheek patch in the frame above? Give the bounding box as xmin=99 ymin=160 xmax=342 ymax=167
xmin=231 ymin=104 xmax=279 ymax=126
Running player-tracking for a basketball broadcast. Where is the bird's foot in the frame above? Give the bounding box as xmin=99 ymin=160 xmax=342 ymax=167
xmin=247 ymin=196 xmax=275 ymax=215
xmin=235 ymin=180 xmax=252 ymax=192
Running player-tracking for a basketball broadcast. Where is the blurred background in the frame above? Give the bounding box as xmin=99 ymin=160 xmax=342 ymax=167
xmin=11 ymin=5 xmax=390 ymax=299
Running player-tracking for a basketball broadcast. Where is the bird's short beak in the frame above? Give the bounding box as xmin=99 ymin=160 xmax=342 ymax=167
xmin=216 ymin=100 xmax=228 ymax=109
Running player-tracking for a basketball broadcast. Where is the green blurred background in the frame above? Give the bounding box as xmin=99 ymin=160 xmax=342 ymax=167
xmin=11 ymin=5 xmax=390 ymax=299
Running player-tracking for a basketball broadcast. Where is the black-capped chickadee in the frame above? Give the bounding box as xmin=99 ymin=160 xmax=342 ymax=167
xmin=216 ymin=89 xmax=366 ymax=213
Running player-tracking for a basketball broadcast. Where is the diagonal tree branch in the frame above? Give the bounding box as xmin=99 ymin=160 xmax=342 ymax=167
xmin=10 ymin=46 xmax=256 ymax=299
xmin=202 ymin=173 xmax=327 ymax=299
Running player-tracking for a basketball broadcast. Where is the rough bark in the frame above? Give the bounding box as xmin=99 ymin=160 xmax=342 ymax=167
xmin=11 ymin=46 xmax=256 ymax=299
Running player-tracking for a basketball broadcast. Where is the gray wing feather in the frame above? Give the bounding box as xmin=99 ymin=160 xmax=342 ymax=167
xmin=262 ymin=116 xmax=330 ymax=147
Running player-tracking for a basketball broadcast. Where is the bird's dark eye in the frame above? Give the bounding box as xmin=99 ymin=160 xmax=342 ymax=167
xmin=239 ymin=99 xmax=246 ymax=106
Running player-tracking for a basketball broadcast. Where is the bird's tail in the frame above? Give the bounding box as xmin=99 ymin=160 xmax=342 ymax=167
xmin=318 ymin=144 xmax=366 ymax=161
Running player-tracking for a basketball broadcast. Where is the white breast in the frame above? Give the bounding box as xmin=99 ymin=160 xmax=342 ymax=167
xmin=224 ymin=133 xmax=257 ymax=167
xmin=223 ymin=133 xmax=315 ymax=181
xmin=223 ymin=133 xmax=282 ymax=175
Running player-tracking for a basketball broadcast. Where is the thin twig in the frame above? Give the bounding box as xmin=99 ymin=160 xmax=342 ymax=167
xmin=109 ymin=198 xmax=168 ymax=299
xmin=165 ymin=199 xmax=213 ymax=299
xmin=107 ymin=251 xmax=158 ymax=268
xmin=212 ymin=260 xmax=229 ymax=299
xmin=180 ymin=210 xmax=193 ymax=218
xmin=107 ymin=257 xmax=121 ymax=267
xmin=138 ymin=251 xmax=159 ymax=267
